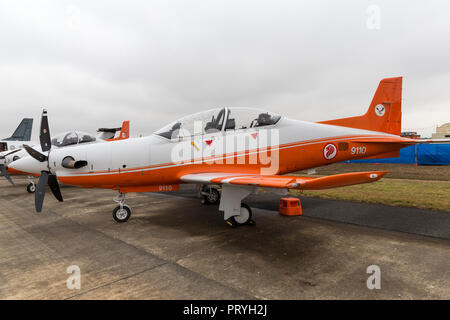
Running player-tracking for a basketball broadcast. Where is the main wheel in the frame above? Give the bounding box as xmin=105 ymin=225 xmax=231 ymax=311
xmin=226 ymin=218 xmax=237 ymax=228
xmin=112 ymin=205 xmax=131 ymax=223
xmin=26 ymin=183 xmax=36 ymax=193
xmin=203 ymin=187 xmax=220 ymax=205
xmin=231 ymin=203 xmax=253 ymax=226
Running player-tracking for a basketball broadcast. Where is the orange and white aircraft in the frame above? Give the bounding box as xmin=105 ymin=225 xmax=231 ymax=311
xmin=10 ymin=77 xmax=442 ymax=227
xmin=2 ymin=121 xmax=130 ymax=191
xmin=0 ymin=118 xmax=34 ymax=152
xmin=0 ymin=118 xmax=34 ymax=184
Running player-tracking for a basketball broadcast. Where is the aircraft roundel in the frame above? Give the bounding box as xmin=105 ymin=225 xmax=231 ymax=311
xmin=375 ymin=104 xmax=385 ymax=117
xmin=323 ymin=143 xmax=337 ymax=160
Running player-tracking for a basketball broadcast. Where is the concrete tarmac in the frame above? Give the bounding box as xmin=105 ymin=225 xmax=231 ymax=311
xmin=167 ymin=185 xmax=450 ymax=240
xmin=0 ymin=177 xmax=449 ymax=299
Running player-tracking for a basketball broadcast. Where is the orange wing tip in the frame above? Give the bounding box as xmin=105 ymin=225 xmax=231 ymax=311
xmin=370 ymin=171 xmax=388 ymax=178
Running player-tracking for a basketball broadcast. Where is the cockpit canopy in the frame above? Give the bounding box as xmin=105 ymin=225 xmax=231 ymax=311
xmin=154 ymin=107 xmax=281 ymax=140
xmin=51 ymin=131 xmax=96 ymax=147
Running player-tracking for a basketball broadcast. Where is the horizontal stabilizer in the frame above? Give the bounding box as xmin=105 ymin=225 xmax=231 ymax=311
xmin=353 ymin=137 xmax=450 ymax=144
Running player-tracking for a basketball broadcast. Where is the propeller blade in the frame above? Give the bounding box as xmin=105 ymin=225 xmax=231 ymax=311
xmin=48 ymin=174 xmax=63 ymax=202
xmin=23 ymin=144 xmax=47 ymax=162
xmin=3 ymin=149 xmax=21 ymax=157
xmin=40 ymin=109 xmax=51 ymax=152
xmin=0 ymin=164 xmax=14 ymax=185
xmin=35 ymin=171 xmax=49 ymax=212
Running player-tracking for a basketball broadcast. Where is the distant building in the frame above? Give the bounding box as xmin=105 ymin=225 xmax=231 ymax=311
xmin=432 ymin=123 xmax=450 ymax=139
xmin=401 ymin=131 xmax=421 ymax=139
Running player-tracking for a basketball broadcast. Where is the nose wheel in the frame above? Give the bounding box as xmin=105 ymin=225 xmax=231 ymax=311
xmin=112 ymin=192 xmax=131 ymax=223
xmin=26 ymin=176 xmax=36 ymax=193
xmin=26 ymin=182 xmax=36 ymax=193
xmin=113 ymin=204 xmax=131 ymax=222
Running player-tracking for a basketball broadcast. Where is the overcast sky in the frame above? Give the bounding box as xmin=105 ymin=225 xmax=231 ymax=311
xmin=1 ymin=0 xmax=449 ymax=139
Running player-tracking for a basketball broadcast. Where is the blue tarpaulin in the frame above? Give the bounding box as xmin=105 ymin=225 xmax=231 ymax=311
xmin=346 ymin=143 xmax=450 ymax=165
xmin=417 ymin=144 xmax=450 ymax=165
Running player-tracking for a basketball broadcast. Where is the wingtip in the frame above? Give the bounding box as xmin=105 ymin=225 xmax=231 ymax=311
xmin=370 ymin=171 xmax=388 ymax=179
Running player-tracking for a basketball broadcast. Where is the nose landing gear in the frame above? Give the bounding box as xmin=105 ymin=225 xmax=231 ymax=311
xmin=26 ymin=176 xmax=36 ymax=193
xmin=112 ymin=192 xmax=131 ymax=223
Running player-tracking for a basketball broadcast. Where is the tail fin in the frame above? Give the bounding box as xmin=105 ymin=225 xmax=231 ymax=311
xmin=116 ymin=120 xmax=130 ymax=140
xmin=105 ymin=121 xmax=130 ymax=141
xmin=319 ymin=77 xmax=402 ymax=135
xmin=3 ymin=118 xmax=33 ymax=141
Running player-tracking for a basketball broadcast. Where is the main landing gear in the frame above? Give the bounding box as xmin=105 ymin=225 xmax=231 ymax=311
xmin=26 ymin=176 xmax=36 ymax=194
xmin=225 ymin=203 xmax=255 ymax=228
xmin=219 ymin=185 xmax=256 ymax=228
xmin=112 ymin=192 xmax=131 ymax=223
xmin=199 ymin=184 xmax=255 ymax=227
xmin=200 ymin=185 xmax=221 ymax=205
xmin=110 ymin=185 xmax=257 ymax=228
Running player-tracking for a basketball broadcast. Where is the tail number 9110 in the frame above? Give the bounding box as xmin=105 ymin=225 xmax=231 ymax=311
xmin=351 ymin=146 xmax=367 ymax=155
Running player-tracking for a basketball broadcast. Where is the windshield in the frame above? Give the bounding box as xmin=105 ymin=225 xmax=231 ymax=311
xmin=51 ymin=131 xmax=96 ymax=147
xmin=154 ymin=107 xmax=281 ymax=140
xmin=155 ymin=108 xmax=226 ymax=139
xmin=226 ymin=108 xmax=281 ymax=130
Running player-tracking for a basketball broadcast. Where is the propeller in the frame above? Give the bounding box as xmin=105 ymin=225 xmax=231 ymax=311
xmin=0 ymin=149 xmax=21 ymax=185
xmin=23 ymin=109 xmax=63 ymax=212
xmin=0 ymin=148 xmax=21 ymax=159
xmin=0 ymin=163 xmax=14 ymax=185
xmin=23 ymin=144 xmax=47 ymax=162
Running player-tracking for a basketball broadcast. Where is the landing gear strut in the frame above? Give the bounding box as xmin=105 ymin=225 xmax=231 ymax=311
xmin=112 ymin=192 xmax=131 ymax=223
xmin=219 ymin=185 xmax=256 ymax=228
xmin=26 ymin=176 xmax=36 ymax=193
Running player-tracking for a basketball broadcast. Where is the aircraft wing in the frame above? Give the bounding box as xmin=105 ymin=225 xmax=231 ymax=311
xmin=0 ymin=148 xmax=22 ymax=160
xmin=414 ymin=139 xmax=450 ymax=143
xmin=181 ymin=171 xmax=387 ymax=190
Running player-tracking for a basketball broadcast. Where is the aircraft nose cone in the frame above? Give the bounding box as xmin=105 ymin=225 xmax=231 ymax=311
xmin=9 ymin=156 xmax=47 ymax=175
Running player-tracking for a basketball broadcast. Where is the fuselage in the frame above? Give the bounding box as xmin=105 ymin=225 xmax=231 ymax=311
xmin=11 ymin=116 xmax=409 ymax=191
xmin=4 ymin=130 xmax=101 ymax=175
xmin=0 ymin=140 xmax=34 ymax=153
xmin=0 ymin=140 xmax=37 ymax=175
